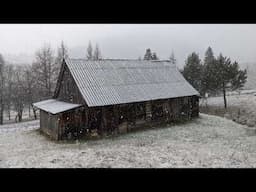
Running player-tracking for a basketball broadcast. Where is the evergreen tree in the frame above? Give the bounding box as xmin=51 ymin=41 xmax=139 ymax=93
xmin=151 ymin=52 xmax=159 ymax=60
xmin=213 ymin=54 xmax=247 ymax=108
xmin=93 ymin=43 xmax=102 ymax=60
xmin=201 ymin=47 xmax=216 ymax=95
xmin=230 ymin=61 xmax=247 ymax=91
xmin=182 ymin=52 xmax=203 ymax=94
xmin=86 ymin=41 xmax=93 ymax=60
xmin=169 ymin=51 xmax=176 ymax=65
xmin=144 ymin=48 xmax=152 ymax=60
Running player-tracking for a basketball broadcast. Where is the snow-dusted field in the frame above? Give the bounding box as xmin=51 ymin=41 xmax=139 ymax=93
xmin=3 ymin=108 xmax=39 ymax=124
xmin=0 ymin=120 xmax=39 ymax=133
xmin=1 ymin=114 xmax=256 ymax=168
xmin=200 ymin=93 xmax=256 ymax=127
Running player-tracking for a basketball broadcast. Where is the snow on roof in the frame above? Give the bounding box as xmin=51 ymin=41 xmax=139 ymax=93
xmin=33 ymin=99 xmax=82 ymax=114
xmin=65 ymin=58 xmax=199 ymax=107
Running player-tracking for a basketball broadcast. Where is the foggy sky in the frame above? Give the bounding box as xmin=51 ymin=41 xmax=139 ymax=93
xmin=0 ymin=24 xmax=256 ymax=68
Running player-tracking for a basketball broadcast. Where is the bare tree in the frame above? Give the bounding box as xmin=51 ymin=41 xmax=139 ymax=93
xmin=23 ymin=64 xmax=39 ymax=119
xmin=4 ymin=64 xmax=14 ymax=120
xmin=12 ymin=66 xmax=27 ymax=122
xmin=0 ymin=54 xmax=5 ymax=124
xmin=54 ymin=41 xmax=69 ymax=87
xmin=32 ymin=45 xmax=56 ymax=99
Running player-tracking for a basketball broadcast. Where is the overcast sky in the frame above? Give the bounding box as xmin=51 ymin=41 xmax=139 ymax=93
xmin=0 ymin=24 xmax=256 ymax=68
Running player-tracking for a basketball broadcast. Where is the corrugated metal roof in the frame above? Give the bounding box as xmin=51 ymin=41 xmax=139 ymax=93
xmin=33 ymin=99 xmax=82 ymax=114
xmin=65 ymin=59 xmax=199 ymax=107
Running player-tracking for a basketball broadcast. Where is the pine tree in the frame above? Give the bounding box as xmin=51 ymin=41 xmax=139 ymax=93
xmin=144 ymin=48 xmax=152 ymax=60
xmin=169 ymin=51 xmax=176 ymax=65
xmin=201 ymin=47 xmax=216 ymax=95
xmin=151 ymin=52 xmax=159 ymax=60
xmin=86 ymin=41 xmax=93 ymax=60
xmin=212 ymin=54 xmax=247 ymax=108
xmin=182 ymin=52 xmax=203 ymax=94
xmin=230 ymin=61 xmax=247 ymax=91
xmin=93 ymin=43 xmax=102 ymax=60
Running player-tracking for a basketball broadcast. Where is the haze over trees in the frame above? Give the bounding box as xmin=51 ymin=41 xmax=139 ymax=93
xmin=86 ymin=41 xmax=93 ymax=60
xmin=169 ymin=51 xmax=177 ymax=65
xmin=182 ymin=52 xmax=203 ymax=94
xmin=0 ymin=54 xmax=5 ymax=124
xmin=0 ymin=41 xmax=70 ymax=123
xmin=93 ymin=43 xmax=102 ymax=60
xmin=143 ymin=48 xmax=159 ymax=60
xmin=182 ymin=46 xmax=247 ymax=108
xmin=0 ymin=43 xmax=248 ymax=124
xmin=86 ymin=42 xmax=102 ymax=60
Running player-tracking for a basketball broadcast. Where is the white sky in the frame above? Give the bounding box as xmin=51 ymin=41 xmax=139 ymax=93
xmin=0 ymin=24 xmax=256 ymax=67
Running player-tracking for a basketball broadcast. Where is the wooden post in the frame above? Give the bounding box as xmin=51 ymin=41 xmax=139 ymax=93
xmin=145 ymin=101 xmax=152 ymax=122
xmin=100 ymin=107 xmax=105 ymax=136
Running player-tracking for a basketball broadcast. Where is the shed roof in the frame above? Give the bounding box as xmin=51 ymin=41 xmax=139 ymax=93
xmin=33 ymin=99 xmax=82 ymax=114
xmin=65 ymin=59 xmax=199 ymax=107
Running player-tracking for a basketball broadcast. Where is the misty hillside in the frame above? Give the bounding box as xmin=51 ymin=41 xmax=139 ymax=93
xmin=4 ymin=53 xmax=34 ymax=65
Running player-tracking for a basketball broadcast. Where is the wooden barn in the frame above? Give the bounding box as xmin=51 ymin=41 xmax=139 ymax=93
xmin=33 ymin=59 xmax=199 ymax=140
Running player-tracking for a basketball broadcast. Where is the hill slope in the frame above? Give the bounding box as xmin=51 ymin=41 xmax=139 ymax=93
xmin=0 ymin=114 xmax=256 ymax=168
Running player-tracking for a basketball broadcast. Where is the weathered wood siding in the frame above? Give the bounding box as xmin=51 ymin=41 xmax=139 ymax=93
xmin=39 ymin=95 xmax=199 ymax=140
xmin=55 ymin=64 xmax=85 ymax=105
xmin=40 ymin=110 xmax=59 ymax=140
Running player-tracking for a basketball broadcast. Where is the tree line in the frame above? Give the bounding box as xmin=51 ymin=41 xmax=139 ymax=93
xmin=140 ymin=47 xmax=247 ymax=109
xmin=0 ymin=42 xmax=68 ymax=124
xmin=181 ymin=47 xmax=247 ymax=108
xmin=142 ymin=48 xmax=177 ymax=64
xmin=0 ymin=41 xmax=105 ymax=124
xmin=0 ymin=43 xmax=247 ymax=124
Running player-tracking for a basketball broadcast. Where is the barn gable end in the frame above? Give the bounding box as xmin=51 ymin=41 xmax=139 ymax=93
xmin=53 ymin=60 xmax=86 ymax=105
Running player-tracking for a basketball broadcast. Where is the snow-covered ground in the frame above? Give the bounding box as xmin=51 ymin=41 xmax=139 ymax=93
xmin=200 ymin=93 xmax=256 ymax=127
xmin=3 ymin=108 xmax=39 ymax=124
xmin=0 ymin=120 xmax=39 ymax=133
xmin=1 ymin=114 xmax=256 ymax=168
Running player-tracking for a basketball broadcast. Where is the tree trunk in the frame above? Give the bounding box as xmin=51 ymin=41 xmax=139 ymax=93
xmin=8 ymin=105 xmax=11 ymax=121
xmin=28 ymin=105 xmax=31 ymax=117
xmin=223 ymin=83 xmax=227 ymax=109
xmin=18 ymin=110 xmax=22 ymax=122
xmin=32 ymin=105 xmax=37 ymax=120
xmin=0 ymin=103 xmax=3 ymax=125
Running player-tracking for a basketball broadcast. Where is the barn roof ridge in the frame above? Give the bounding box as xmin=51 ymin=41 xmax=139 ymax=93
xmin=63 ymin=58 xmax=199 ymax=107
xmin=67 ymin=58 xmax=171 ymax=62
